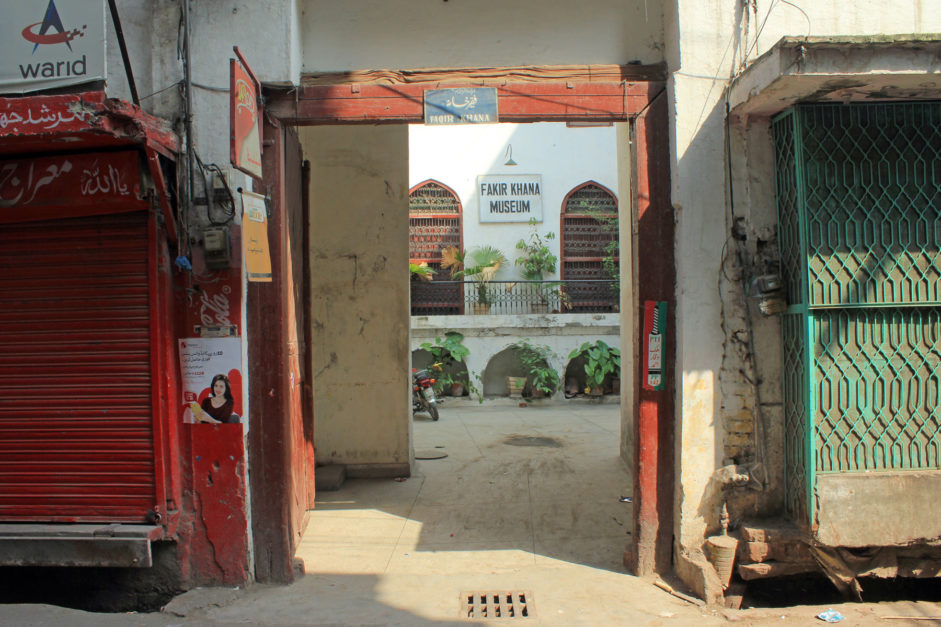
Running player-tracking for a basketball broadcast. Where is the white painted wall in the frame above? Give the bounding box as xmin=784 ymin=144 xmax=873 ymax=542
xmin=409 ymin=122 xmax=619 ymax=281
xmin=300 ymin=0 xmax=663 ymax=71
xmin=666 ymin=0 xmax=941 ymax=595
xmin=411 ymin=313 xmax=620 ymax=398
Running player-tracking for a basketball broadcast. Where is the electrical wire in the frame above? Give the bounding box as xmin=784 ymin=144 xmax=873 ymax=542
xmin=194 ymin=152 xmax=237 ymax=226
xmin=138 ymin=80 xmax=183 ymax=102
xmin=192 ymin=82 xmax=229 ymax=93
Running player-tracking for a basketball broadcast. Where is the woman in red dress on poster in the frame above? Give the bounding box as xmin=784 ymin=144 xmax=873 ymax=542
xmin=194 ymin=374 xmax=238 ymax=424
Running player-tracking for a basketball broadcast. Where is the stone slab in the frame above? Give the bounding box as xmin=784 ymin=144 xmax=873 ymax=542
xmin=314 ymin=464 xmax=347 ymax=491
xmin=816 ymin=471 xmax=941 ymax=547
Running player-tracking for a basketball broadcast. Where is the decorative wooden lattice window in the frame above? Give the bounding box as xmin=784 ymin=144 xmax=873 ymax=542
xmin=409 ymin=180 xmax=463 ymax=314
xmin=561 ymin=182 xmax=618 ymax=312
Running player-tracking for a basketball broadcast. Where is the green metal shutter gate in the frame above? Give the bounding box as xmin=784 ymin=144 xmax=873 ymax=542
xmin=772 ymin=103 xmax=941 ymax=528
xmin=0 ymin=212 xmax=157 ymax=522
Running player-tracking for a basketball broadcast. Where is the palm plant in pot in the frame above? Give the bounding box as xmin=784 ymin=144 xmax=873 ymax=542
xmin=441 ymin=245 xmax=505 ymax=314
xmin=568 ymin=340 xmax=621 ymax=396
xmin=514 ymin=219 xmax=558 ymax=313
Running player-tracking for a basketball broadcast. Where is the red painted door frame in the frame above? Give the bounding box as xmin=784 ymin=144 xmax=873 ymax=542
xmin=258 ymin=68 xmax=675 ymax=578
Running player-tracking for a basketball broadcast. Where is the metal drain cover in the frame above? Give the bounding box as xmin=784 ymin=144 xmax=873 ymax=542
xmin=503 ymin=435 xmax=561 ymax=448
xmin=462 ymin=591 xmax=533 ymax=619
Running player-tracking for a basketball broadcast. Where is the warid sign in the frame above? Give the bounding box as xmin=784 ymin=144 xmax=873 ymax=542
xmin=0 ymin=0 xmax=105 ymax=94
xmin=478 ymin=174 xmax=543 ymax=223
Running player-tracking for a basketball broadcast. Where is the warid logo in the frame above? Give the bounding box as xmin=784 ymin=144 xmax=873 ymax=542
xmin=19 ymin=0 xmax=88 ymax=79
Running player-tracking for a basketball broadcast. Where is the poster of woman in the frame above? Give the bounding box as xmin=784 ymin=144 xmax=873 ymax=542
xmin=179 ymin=338 xmax=243 ymax=426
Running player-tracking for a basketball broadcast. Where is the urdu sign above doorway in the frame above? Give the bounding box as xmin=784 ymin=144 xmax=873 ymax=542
xmin=424 ymin=88 xmax=498 ymax=125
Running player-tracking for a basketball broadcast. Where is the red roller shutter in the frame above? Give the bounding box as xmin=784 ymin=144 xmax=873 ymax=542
xmin=0 ymin=212 xmax=156 ymax=522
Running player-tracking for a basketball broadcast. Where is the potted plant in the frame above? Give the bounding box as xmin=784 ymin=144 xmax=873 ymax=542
xmin=568 ymin=340 xmax=621 ymax=396
xmin=419 ymin=331 xmax=471 ymax=396
xmin=514 ymin=219 xmax=558 ymax=312
xmin=441 ymin=245 xmax=505 ymax=314
xmin=510 ymin=339 xmax=560 ymax=399
xmin=409 ymin=261 xmax=434 ymax=281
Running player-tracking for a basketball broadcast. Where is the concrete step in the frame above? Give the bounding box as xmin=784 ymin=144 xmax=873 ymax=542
xmin=738 ymin=559 xmax=819 ymax=580
xmin=0 ymin=523 xmax=162 ymax=568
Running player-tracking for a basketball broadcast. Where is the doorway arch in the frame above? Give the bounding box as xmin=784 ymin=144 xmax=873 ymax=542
xmin=256 ymin=64 xmax=675 ymax=578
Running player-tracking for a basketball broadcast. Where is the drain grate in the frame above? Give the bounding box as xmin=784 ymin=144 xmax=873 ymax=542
xmin=461 ymin=591 xmax=533 ymax=619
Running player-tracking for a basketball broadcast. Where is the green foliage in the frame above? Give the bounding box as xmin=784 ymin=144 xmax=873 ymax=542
xmin=419 ymin=332 xmax=473 ymax=395
xmin=442 ymin=245 xmax=506 ymax=306
xmin=585 ymin=209 xmax=620 ymax=290
xmin=568 ymin=340 xmax=621 ymax=390
xmin=420 ymin=331 xmax=469 ymax=365
xmin=409 ymin=262 xmax=434 ymax=280
xmin=511 ymin=339 xmax=560 ymax=396
xmin=515 ymin=219 xmax=557 ymax=281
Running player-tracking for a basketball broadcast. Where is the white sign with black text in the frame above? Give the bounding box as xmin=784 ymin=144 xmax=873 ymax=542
xmin=0 ymin=0 xmax=106 ymax=94
xmin=477 ymin=174 xmax=543 ymax=223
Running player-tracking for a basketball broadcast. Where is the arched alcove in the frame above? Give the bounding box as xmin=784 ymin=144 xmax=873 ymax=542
xmin=410 ymin=348 xmax=470 ymax=397
xmin=481 ymin=346 xmax=526 ymax=397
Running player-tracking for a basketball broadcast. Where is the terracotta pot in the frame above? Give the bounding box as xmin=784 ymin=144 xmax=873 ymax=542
xmin=472 ymin=303 xmax=491 ymax=315
xmin=449 ymin=382 xmax=465 ymax=397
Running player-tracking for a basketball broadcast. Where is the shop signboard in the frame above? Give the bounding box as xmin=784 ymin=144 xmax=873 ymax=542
xmin=230 ymin=49 xmax=262 ymax=180
xmin=0 ymin=0 xmax=106 ymax=94
xmin=241 ymin=190 xmax=272 ymax=282
xmin=0 ymin=150 xmax=142 ymax=222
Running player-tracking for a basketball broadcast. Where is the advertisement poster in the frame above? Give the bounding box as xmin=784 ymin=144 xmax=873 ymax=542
xmin=0 ymin=0 xmax=106 ymax=93
xmin=241 ymin=190 xmax=272 ymax=282
xmin=230 ymin=55 xmax=262 ymax=180
xmin=642 ymin=301 xmax=667 ymax=391
xmin=179 ymin=337 xmax=243 ymax=426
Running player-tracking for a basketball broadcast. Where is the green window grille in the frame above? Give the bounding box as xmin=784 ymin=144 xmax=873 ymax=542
xmin=772 ymin=102 xmax=941 ymax=528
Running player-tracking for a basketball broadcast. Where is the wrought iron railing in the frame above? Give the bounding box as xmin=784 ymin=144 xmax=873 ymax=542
xmin=410 ymin=280 xmax=618 ymax=316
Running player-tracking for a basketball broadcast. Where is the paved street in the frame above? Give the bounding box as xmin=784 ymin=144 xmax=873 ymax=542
xmin=2 ymin=400 xmax=940 ymax=625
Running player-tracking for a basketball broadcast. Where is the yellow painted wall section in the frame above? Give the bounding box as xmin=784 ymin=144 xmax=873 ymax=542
xmin=301 ymin=125 xmax=411 ymax=469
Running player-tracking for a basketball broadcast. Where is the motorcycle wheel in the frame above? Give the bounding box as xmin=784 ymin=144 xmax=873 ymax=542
xmin=428 ymin=403 xmax=439 ymax=421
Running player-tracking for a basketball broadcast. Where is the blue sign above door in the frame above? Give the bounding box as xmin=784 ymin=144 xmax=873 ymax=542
xmin=424 ymin=88 xmax=498 ymax=125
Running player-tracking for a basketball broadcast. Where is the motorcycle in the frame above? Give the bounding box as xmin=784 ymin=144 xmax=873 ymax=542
xmin=412 ymin=368 xmax=439 ymax=421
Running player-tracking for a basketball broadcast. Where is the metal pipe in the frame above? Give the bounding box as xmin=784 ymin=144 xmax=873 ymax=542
xmin=182 ymin=0 xmax=195 ymax=252
xmin=107 ymin=0 xmax=139 ymax=106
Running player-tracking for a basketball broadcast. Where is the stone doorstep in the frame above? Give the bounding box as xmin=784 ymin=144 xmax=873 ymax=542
xmin=314 ymin=464 xmax=346 ymax=491
xmin=738 ymin=539 xmax=813 ymax=564
xmin=740 ymin=521 xmax=807 ymax=544
xmin=0 ymin=523 xmax=162 ymax=568
xmin=737 ymin=560 xmax=820 ymax=581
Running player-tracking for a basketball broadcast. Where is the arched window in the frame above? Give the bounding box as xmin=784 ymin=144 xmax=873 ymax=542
xmin=409 ymin=180 xmax=463 ymax=314
xmin=561 ymin=182 xmax=618 ymax=312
